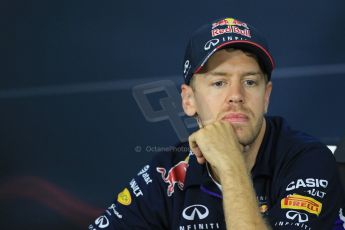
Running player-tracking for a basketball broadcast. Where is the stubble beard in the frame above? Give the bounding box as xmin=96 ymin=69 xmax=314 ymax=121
xmin=232 ymin=116 xmax=264 ymax=146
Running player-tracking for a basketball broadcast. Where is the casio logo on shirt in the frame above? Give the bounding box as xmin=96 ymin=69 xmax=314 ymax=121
xmin=286 ymin=178 xmax=328 ymax=191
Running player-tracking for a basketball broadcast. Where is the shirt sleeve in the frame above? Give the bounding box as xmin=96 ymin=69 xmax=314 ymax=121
xmin=266 ymin=144 xmax=344 ymax=230
xmin=88 ymin=159 xmax=170 ymax=230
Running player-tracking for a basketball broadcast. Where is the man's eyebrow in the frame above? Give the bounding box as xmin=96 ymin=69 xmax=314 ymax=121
xmin=242 ymin=71 xmax=263 ymax=76
xmin=206 ymin=71 xmax=263 ymax=77
xmin=206 ymin=71 xmax=229 ymax=77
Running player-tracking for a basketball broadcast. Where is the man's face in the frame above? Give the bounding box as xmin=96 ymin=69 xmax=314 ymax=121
xmin=182 ymin=49 xmax=272 ymax=146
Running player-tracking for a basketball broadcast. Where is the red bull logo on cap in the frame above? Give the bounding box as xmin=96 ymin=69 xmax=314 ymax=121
xmin=211 ymin=18 xmax=251 ymax=38
xmin=212 ymin=18 xmax=249 ymax=29
xmin=156 ymin=156 xmax=190 ymax=196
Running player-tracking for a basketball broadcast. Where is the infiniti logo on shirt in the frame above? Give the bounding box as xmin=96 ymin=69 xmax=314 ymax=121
xmin=286 ymin=210 xmax=309 ymax=223
xmin=94 ymin=215 xmax=109 ymax=228
xmin=182 ymin=204 xmax=209 ymax=220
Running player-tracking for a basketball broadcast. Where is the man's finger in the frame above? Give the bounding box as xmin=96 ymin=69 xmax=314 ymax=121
xmin=188 ymin=132 xmax=206 ymax=164
xmin=188 ymin=132 xmax=197 ymax=149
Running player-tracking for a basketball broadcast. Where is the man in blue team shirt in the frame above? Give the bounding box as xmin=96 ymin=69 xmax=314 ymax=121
xmin=89 ymin=17 xmax=345 ymax=229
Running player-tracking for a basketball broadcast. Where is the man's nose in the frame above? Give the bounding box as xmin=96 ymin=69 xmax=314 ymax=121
xmin=227 ymin=82 xmax=244 ymax=104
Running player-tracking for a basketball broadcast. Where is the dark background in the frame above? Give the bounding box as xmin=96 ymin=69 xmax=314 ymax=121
xmin=1 ymin=0 xmax=345 ymax=229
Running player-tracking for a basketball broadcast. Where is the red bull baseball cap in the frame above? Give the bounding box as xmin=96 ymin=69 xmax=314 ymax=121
xmin=183 ymin=17 xmax=275 ymax=84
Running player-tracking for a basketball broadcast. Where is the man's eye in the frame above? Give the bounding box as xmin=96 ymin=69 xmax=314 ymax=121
xmin=244 ymin=80 xmax=257 ymax=86
xmin=212 ymin=81 xmax=225 ymax=87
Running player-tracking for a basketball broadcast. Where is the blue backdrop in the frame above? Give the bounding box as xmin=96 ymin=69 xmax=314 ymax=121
xmin=1 ymin=0 xmax=345 ymax=229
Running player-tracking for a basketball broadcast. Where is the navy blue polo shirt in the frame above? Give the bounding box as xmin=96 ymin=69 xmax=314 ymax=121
xmin=89 ymin=116 xmax=345 ymax=230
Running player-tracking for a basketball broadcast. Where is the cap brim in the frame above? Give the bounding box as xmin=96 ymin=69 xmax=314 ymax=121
xmin=195 ymin=40 xmax=275 ymax=80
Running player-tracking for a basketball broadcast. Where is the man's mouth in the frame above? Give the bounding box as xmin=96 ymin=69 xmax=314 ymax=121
xmin=222 ymin=113 xmax=249 ymax=124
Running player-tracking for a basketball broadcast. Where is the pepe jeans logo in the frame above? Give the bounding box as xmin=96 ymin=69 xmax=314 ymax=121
xmin=286 ymin=210 xmax=309 ymax=223
xmin=182 ymin=204 xmax=209 ymax=220
xmin=204 ymin=39 xmax=219 ymax=51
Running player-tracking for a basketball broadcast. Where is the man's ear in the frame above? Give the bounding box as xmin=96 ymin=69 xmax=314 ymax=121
xmin=181 ymin=84 xmax=197 ymax=117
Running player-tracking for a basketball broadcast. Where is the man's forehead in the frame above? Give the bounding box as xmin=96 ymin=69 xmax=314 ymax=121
xmin=205 ymin=48 xmax=258 ymax=66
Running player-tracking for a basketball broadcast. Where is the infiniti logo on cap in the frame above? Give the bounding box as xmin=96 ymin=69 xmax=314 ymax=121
xmin=204 ymin=39 xmax=219 ymax=51
xmin=182 ymin=204 xmax=209 ymax=220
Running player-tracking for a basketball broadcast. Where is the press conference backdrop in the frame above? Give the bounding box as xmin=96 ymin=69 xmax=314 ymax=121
xmin=1 ymin=0 xmax=345 ymax=229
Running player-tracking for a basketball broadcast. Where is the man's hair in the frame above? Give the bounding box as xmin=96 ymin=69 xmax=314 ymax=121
xmin=189 ymin=47 xmax=269 ymax=90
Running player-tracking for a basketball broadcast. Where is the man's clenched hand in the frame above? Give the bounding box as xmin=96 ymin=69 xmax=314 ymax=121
xmin=188 ymin=121 xmax=244 ymax=172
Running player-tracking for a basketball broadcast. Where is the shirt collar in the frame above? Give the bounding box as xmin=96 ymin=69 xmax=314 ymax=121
xmin=184 ymin=151 xmax=212 ymax=188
